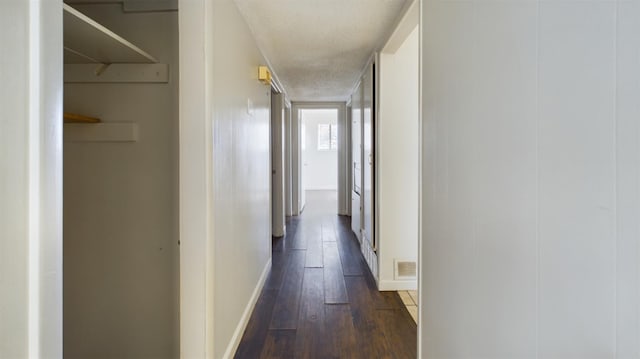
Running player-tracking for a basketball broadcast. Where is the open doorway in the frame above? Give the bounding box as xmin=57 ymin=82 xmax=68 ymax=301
xmin=289 ymin=103 xmax=349 ymax=218
xmin=300 ymin=108 xmax=339 ymax=212
xmin=62 ymin=3 xmax=179 ymax=358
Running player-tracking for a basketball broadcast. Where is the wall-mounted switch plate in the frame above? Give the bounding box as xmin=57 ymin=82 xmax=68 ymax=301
xmin=247 ymin=98 xmax=254 ymax=116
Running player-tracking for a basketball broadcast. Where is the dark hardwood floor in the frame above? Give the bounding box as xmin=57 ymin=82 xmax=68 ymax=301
xmin=234 ymin=191 xmax=417 ymax=359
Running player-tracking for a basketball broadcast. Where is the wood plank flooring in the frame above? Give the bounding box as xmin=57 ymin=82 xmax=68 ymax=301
xmin=234 ymin=191 xmax=417 ymax=359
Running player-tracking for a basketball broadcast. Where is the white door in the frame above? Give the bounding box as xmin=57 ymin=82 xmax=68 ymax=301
xmin=300 ymin=121 xmax=307 ymax=211
xmin=271 ymin=93 xmax=286 ymax=237
xmin=351 ymin=84 xmax=363 ymax=239
xmin=362 ymin=63 xmax=374 ymax=248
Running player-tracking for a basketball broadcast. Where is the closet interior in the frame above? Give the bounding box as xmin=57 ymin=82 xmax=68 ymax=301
xmin=62 ymin=2 xmax=179 ymax=358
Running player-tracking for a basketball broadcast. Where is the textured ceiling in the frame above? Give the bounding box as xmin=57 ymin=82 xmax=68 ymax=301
xmin=235 ymin=0 xmax=408 ymax=102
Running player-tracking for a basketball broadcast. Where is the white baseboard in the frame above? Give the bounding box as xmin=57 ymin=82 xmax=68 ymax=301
xmin=378 ymin=279 xmax=417 ymax=291
xmin=222 ymin=257 xmax=272 ymax=359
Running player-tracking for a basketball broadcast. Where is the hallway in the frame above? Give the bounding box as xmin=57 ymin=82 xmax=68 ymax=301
xmin=235 ymin=191 xmax=417 ymax=358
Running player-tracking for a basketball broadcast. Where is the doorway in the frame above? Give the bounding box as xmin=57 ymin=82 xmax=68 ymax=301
xmin=62 ymin=3 xmax=179 ymax=358
xmin=301 ymin=108 xmax=339 ymax=211
xmin=290 ymin=103 xmax=350 ymax=217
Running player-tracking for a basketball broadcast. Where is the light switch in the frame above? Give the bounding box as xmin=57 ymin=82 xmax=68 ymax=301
xmin=247 ymin=98 xmax=254 ymax=116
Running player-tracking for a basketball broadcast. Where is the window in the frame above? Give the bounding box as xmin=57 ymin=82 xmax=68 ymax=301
xmin=317 ymin=123 xmax=338 ymax=151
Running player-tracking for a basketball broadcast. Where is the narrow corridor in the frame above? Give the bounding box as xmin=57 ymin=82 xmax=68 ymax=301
xmin=235 ymin=191 xmax=417 ymax=358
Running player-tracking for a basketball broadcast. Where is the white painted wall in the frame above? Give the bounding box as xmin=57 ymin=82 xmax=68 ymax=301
xmin=378 ymin=26 xmax=419 ymax=291
xmin=180 ymin=2 xmax=272 ymax=357
xmin=302 ymin=109 xmax=338 ymax=190
xmin=63 ymin=5 xmax=178 ymax=358
xmin=179 ymin=0 xmax=214 ymax=357
xmin=210 ymin=1 xmax=273 ymax=357
xmin=420 ymin=0 xmax=640 ymax=357
xmin=0 ymin=1 xmax=63 ymax=357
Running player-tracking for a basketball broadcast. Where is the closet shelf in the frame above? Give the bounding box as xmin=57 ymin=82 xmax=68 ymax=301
xmin=64 ymin=112 xmax=101 ymax=123
xmin=63 ymin=4 xmax=158 ymax=64
xmin=64 ymin=123 xmax=139 ymax=143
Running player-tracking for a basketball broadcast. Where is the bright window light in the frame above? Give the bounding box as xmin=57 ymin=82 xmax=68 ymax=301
xmin=318 ymin=123 xmax=338 ymax=151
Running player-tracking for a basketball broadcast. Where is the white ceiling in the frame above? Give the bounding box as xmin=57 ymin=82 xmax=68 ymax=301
xmin=234 ymin=0 xmax=408 ymax=102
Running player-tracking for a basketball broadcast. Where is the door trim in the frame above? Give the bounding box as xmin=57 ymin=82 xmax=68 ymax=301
xmin=290 ymin=102 xmax=348 ymax=215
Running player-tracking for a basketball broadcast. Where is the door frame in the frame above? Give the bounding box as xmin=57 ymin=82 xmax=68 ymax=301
xmin=271 ymin=92 xmax=286 ymax=237
xmin=290 ymin=102 xmax=349 ymax=215
xmin=0 ymin=1 xmax=64 ymax=356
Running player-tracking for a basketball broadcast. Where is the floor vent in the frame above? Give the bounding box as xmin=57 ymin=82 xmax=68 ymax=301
xmin=394 ymin=260 xmax=417 ymax=280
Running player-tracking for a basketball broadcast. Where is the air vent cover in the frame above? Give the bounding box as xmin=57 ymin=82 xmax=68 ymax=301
xmin=394 ymin=260 xmax=417 ymax=280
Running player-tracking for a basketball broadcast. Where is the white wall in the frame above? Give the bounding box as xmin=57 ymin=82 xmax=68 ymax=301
xmin=378 ymin=26 xmax=419 ymax=291
xmin=420 ymin=0 xmax=640 ymax=357
xmin=211 ymin=1 xmax=273 ymax=357
xmin=179 ymin=0 xmax=213 ymax=356
xmin=63 ymin=5 xmax=178 ymax=358
xmin=302 ymin=109 xmax=338 ymax=191
xmin=0 ymin=1 xmax=63 ymax=357
xmin=180 ymin=2 xmax=272 ymax=356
